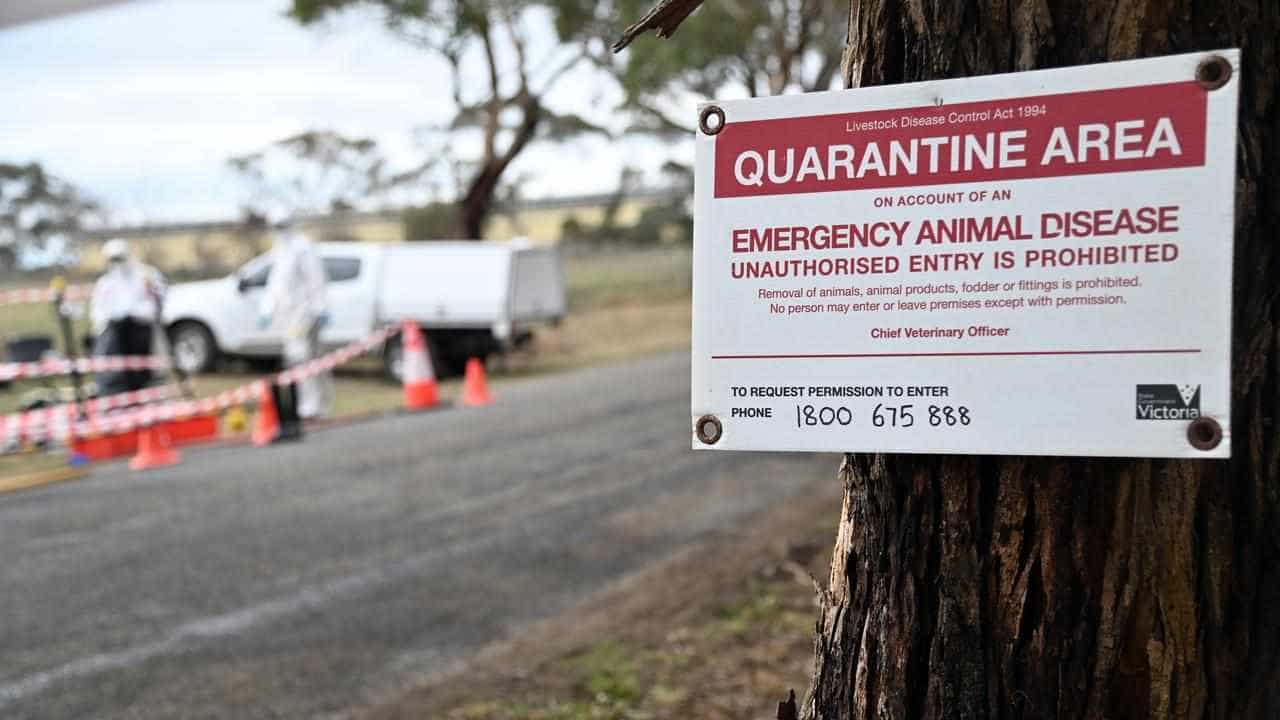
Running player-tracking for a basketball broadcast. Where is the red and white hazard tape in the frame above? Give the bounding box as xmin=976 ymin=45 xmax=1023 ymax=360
xmin=82 ymin=384 xmax=176 ymax=414
xmin=0 ymin=385 xmax=177 ymax=444
xmin=72 ymin=326 xmax=397 ymax=438
xmin=275 ymin=325 xmax=396 ymax=385
xmin=0 ymin=355 xmax=168 ymax=382
xmin=0 ymin=284 xmax=90 ymax=307
xmin=70 ymin=380 xmax=266 ymax=439
xmin=3 ymin=325 xmax=397 ymax=451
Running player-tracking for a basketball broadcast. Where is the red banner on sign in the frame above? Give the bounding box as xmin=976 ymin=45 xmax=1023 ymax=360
xmin=713 ymin=82 xmax=1207 ymax=198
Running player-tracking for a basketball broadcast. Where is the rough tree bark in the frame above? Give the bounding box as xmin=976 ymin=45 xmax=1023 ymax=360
xmin=457 ymin=93 xmax=542 ymax=240
xmin=805 ymin=2 xmax=1280 ymax=719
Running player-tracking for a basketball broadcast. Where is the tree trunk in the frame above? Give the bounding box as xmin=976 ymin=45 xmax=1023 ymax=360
xmin=807 ymin=2 xmax=1279 ymax=719
xmin=456 ymin=95 xmax=543 ymax=239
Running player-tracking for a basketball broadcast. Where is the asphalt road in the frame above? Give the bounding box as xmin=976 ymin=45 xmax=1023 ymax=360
xmin=0 ymin=352 xmax=832 ymax=719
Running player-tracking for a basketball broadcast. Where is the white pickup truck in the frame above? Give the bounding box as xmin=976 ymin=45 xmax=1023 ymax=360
xmin=162 ymin=242 xmax=566 ymax=377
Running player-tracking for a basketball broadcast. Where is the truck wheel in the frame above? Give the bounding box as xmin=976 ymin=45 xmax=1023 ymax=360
xmin=169 ymin=321 xmax=218 ymax=374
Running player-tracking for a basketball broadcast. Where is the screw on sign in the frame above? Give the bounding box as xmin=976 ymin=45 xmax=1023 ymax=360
xmin=1196 ymin=54 xmax=1232 ymax=89
xmin=699 ymin=104 xmax=725 ymax=135
xmin=694 ymin=414 xmax=722 ymax=445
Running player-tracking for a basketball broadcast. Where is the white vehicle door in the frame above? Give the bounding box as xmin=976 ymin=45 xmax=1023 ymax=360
xmin=230 ymin=255 xmax=278 ymax=353
xmin=319 ymin=252 xmax=374 ymax=346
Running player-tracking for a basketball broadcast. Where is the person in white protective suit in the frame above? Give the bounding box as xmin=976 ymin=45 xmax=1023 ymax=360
xmin=90 ymin=238 xmax=166 ymax=395
xmin=259 ymin=221 xmax=333 ymax=439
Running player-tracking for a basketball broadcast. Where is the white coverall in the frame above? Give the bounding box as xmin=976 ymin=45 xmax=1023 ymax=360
xmin=260 ymin=228 xmax=333 ymax=419
xmin=90 ymin=258 xmax=166 ymax=336
xmin=90 ymin=257 xmax=166 ymax=394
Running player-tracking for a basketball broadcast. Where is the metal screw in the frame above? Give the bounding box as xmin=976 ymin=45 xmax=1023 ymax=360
xmin=1196 ymin=55 xmax=1232 ymax=90
xmin=699 ymin=105 xmax=725 ymax=136
xmin=695 ymin=414 xmax=723 ymax=445
xmin=1187 ymin=417 xmax=1223 ymax=451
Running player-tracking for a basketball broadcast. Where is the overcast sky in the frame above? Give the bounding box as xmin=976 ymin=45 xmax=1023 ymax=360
xmin=0 ymin=0 xmax=683 ymax=226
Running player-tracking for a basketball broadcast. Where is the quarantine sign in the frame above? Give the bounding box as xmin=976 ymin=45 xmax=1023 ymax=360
xmin=691 ymin=51 xmax=1238 ymax=458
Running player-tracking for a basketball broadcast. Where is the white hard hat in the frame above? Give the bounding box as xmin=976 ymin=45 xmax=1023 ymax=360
xmin=103 ymin=238 xmax=129 ymax=260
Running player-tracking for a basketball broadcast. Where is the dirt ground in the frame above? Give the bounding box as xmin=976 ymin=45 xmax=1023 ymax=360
xmin=354 ymin=472 xmax=844 ymax=720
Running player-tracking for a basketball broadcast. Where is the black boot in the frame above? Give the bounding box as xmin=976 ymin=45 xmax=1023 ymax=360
xmin=273 ymin=383 xmax=303 ymax=443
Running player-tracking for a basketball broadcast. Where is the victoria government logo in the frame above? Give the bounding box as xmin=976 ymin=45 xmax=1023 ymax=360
xmin=1136 ymin=384 xmax=1201 ymax=420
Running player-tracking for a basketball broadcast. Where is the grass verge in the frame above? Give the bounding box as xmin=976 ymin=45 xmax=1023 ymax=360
xmin=0 ymin=452 xmax=88 ymax=493
xmin=360 ymin=480 xmax=842 ymax=720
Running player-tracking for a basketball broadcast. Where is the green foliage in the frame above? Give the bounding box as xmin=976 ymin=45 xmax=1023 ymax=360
xmin=287 ymin=0 xmax=624 ymax=238
xmin=560 ymin=216 xmax=585 ymax=240
xmin=617 ymin=1 xmax=754 ymax=92
xmin=539 ymin=109 xmax=612 ymax=143
xmin=292 ymin=0 xmax=500 ymax=49
xmin=610 ymin=0 xmax=845 ymax=134
xmin=0 ymin=162 xmax=98 ymax=270
xmin=573 ymin=641 xmax=642 ymax=706
xmin=281 ymin=1 xmax=838 ymax=236
xmin=291 ymin=0 xmax=431 ymax=26
xmin=288 ymin=0 xmax=612 ymax=78
xmin=713 ymin=587 xmax=813 ymax=638
xmin=229 ymin=130 xmax=429 ymax=216
xmin=560 ymin=164 xmax=690 ymax=248
xmin=627 ymin=198 xmax=690 ymax=246
xmin=403 ymin=201 xmax=462 ymax=239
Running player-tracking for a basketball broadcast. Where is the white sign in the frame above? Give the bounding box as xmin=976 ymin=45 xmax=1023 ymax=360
xmin=691 ymin=51 xmax=1238 ymax=458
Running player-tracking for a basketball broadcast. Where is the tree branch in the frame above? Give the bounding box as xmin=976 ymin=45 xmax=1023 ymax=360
xmin=479 ymin=18 xmax=502 ymax=164
xmin=612 ymin=0 xmax=708 ymax=52
xmin=499 ymin=6 xmax=530 ymax=93
xmin=623 ymin=99 xmax=692 ymax=139
xmin=534 ymin=48 xmax=588 ymax=97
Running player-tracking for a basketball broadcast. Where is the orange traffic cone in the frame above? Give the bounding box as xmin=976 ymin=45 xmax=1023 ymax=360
xmin=401 ymin=321 xmax=439 ymax=410
xmin=457 ymin=357 xmax=494 ymax=407
xmin=129 ymin=422 xmax=181 ymax=471
xmin=251 ymin=383 xmax=280 ymax=447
